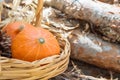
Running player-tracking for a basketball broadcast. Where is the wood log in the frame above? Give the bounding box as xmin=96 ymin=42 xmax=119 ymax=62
xmin=44 ymin=0 xmax=120 ymax=43
xmin=44 ymin=0 xmax=120 ymax=27
xmin=68 ymin=28 xmax=120 ymax=72
xmin=42 ymin=7 xmax=120 ymax=72
xmin=98 ymin=0 xmax=114 ymax=4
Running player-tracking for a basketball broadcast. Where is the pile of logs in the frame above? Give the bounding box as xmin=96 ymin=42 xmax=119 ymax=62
xmin=44 ymin=0 xmax=120 ymax=73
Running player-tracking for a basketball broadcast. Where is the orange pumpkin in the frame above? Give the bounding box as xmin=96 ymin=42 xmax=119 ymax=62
xmin=11 ymin=26 xmax=60 ymax=62
xmin=2 ymin=22 xmax=33 ymax=39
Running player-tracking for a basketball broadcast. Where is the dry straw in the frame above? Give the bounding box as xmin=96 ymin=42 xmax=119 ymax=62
xmin=0 ymin=0 xmax=70 ymax=79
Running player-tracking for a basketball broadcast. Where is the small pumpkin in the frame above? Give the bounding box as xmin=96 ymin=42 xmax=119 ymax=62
xmin=11 ymin=26 xmax=60 ymax=62
xmin=2 ymin=22 xmax=33 ymax=39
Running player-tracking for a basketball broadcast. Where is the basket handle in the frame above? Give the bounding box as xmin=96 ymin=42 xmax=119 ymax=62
xmin=35 ymin=0 xmax=44 ymax=27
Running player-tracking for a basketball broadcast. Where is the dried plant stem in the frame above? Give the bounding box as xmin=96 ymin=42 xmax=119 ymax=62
xmin=12 ymin=0 xmax=21 ymax=10
xmin=35 ymin=0 xmax=44 ymax=27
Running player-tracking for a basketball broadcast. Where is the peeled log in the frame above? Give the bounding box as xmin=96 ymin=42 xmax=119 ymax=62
xmin=68 ymin=28 xmax=120 ymax=72
xmin=44 ymin=0 xmax=120 ymax=43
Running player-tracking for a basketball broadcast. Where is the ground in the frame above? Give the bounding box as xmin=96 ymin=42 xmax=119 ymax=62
xmin=51 ymin=59 xmax=120 ymax=80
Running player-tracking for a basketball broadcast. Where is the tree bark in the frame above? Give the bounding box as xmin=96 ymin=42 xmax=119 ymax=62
xmin=44 ymin=0 xmax=120 ymax=43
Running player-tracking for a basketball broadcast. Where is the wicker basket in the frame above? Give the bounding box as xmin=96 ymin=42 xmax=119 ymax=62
xmin=0 ymin=37 xmax=70 ymax=80
xmin=0 ymin=0 xmax=70 ymax=79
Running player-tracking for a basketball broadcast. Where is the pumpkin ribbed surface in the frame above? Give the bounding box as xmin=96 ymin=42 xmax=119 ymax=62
xmin=11 ymin=27 xmax=60 ymax=62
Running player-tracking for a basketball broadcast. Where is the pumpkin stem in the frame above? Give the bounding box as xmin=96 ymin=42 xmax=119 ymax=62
xmin=16 ymin=25 xmax=24 ymax=33
xmin=38 ymin=38 xmax=45 ymax=44
xmin=19 ymin=25 xmax=24 ymax=30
